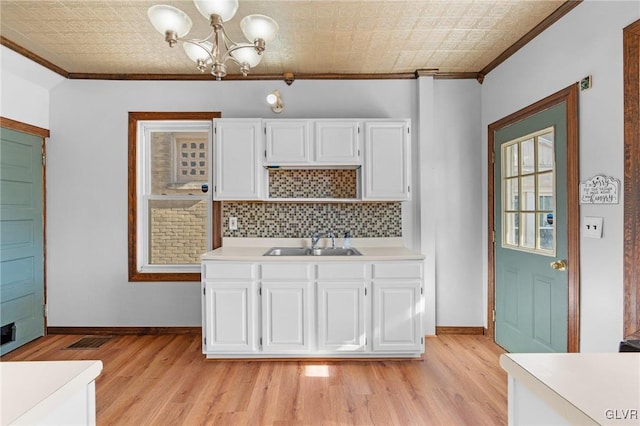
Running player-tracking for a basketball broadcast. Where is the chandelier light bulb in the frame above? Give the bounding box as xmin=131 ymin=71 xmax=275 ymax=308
xmin=240 ymin=14 xmax=279 ymax=43
xmin=230 ymin=44 xmax=263 ymax=68
xmin=183 ymin=42 xmax=213 ymax=65
xmin=193 ymin=0 xmax=239 ymax=22
xmin=148 ymin=5 xmax=193 ymax=37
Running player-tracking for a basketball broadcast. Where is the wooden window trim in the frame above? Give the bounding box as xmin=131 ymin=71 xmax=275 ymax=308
xmin=487 ymin=84 xmax=580 ymax=352
xmin=128 ymin=112 xmax=222 ymax=282
xmin=623 ymin=19 xmax=640 ymax=338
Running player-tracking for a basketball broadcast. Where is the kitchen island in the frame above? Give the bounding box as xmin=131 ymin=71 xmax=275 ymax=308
xmin=1 ymin=360 xmax=103 ymax=425
xmin=201 ymin=238 xmax=425 ymax=359
xmin=500 ymin=353 xmax=640 ymax=425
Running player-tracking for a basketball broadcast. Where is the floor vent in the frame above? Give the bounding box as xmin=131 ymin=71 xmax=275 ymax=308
xmin=65 ymin=336 xmax=112 ymax=350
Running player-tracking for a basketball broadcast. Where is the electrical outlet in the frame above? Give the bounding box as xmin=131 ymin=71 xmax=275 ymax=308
xmin=583 ymin=216 xmax=603 ymax=238
xmin=229 ymin=217 xmax=238 ymax=231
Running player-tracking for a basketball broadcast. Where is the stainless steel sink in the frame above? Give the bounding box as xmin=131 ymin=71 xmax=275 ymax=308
xmin=309 ymin=248 xmax=362 ymax=256
xmin=263 ymin=247 xmax=311 ymax=256
xmin=263 ymin=247 xmax=362 ymax=256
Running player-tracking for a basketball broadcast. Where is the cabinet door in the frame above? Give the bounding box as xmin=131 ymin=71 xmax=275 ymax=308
xmin=261 ymin=282 xmax=311 ymax=352
xmin=264 ymin=120 xmax=311 ymax=164
xmin=317 ymin=282 xmax=366 ymax=352
xmin=214 ymin=119 xmax=262 ymax=200
xmin=372 ymin=280 xmax=422 ymax=352
xmin=314 ymin=120 xmax=360 ymax=164
xmin=203 ymin=281 xmax=257 ymax=353
xmin=363 ymin=121 xmax=410 ymax=201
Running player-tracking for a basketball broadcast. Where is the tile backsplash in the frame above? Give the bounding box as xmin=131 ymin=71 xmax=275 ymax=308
xmin=268 ymin=169 xmax=357 ymax=199
xmin=223 ymin=202 xmax=402 ymax=238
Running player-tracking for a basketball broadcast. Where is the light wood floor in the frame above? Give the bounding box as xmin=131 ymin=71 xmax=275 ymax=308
xmin=2 ymin=333 xmax=507 ymax=425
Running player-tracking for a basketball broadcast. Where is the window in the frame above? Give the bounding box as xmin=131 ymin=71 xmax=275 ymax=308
xmin=502 ymin=127 xmax=556 ymax=255
xmin=128 ymin=112 xmax=221 ymax=281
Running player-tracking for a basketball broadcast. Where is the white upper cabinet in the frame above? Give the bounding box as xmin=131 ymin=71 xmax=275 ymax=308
xmin=314 ymin=120 xmax=360 ymax=165
xmin=213 ymin=118 xmax=263 ymax=200
xmin=264 ymin=119 xmax=361 ymax=166
xmin=264 ymin=120 xmax=311 ymax=165
xmin=363 ymin=120 xmax=411 ymax=201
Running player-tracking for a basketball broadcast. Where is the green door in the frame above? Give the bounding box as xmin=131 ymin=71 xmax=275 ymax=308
xmin=494 ymin=103 xmax=568 ymax=353
xmin=0 ymin=127 xmax=45 ymax=355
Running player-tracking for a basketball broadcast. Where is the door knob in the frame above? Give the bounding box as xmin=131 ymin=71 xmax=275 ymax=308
xmin=550 ymin=259 xmax=568 ymax=271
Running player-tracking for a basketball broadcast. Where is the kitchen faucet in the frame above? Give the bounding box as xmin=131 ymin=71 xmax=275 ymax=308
xmin=311 ymin=231 xmax=336 ymax=249
xmin=327 ymin=232 xmax=336 ymax=249
xmin=311 ymin=231 xmax=321 ymax=249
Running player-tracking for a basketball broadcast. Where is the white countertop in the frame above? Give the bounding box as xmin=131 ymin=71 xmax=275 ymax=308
xmin=1 ymin=360 xmax=103 ymax=425
xmin=500 ymin=353 xmax=640 ymax=425
xmin=201 ymin=237 xmax=425 ymax=261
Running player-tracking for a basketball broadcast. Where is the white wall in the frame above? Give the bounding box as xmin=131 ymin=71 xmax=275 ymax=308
xmin=481 ymin=1 xmax=640 ymax=352
xmin=45 ymin=78 xmax=424 ymax=326
xmin=433 ymin=79 xmax=483 ymax=327
xmin=0 ymin=46 xmax=64 ymax=128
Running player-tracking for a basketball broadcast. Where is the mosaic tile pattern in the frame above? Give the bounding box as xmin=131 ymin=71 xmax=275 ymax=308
xmin=269 ymin=169 xmax=357 ymax=199
xmin=223 ymin=202 xmax=402 ymax=238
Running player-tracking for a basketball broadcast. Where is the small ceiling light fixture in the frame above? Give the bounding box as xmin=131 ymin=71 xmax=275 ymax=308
xmin=266 ymin=90 xmax=284 ymax=113
xmin=148 ymin=0 xmax=279 ymax=80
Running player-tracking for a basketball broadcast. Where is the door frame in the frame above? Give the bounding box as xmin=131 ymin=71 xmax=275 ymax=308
xmin=0 ymin=116 xmax=50 ymax=332
xmin=487 ymin=85 xmax=580 ymax=352
xmin=623 ymin=19 xmax=640 ymax=338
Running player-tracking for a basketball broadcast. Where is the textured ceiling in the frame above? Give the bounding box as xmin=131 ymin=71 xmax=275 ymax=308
xmin=0 ymin=0 xmax=567 ymax=78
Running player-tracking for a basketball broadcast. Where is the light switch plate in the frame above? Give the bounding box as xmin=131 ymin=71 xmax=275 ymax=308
xmin=583 ymin=216 xmax=603 ymax=238
xmin=229 ymin=217 xmax=238 ymax=231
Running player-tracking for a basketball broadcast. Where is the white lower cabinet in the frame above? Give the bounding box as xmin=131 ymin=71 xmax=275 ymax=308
xmin=372 ymin=281 xmax=423 ymax=352
xmin=317 ymin=282 xmax=366 ymax=352
xmin=202 ymin=260 xmax=423 ymax=358
xmin=203 ymin=281 xmax=257 ymax=353
xmin=261 ymin=282 xmax=312 ymax=353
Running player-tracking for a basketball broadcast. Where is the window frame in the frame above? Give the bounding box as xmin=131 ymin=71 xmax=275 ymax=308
xmin=128 ymin=112 xmax=221 ymax=282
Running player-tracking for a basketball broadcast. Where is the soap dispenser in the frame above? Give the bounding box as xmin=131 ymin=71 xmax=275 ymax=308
xmin=342 ymin=231 xmax=352 ymax=249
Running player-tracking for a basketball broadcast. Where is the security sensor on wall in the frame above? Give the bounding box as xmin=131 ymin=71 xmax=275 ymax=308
xmin=266 ymin=90 xmax=284 ymax=113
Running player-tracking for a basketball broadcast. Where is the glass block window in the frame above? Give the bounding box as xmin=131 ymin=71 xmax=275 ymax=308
xmin=502 ymin=127 xmax=556 ymax=256
xmin=176 ymin=137 xmax=208 ymax=184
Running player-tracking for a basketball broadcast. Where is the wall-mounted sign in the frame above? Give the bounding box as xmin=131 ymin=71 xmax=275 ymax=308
xmin=580 ymin=174 xmax=620 ymax=204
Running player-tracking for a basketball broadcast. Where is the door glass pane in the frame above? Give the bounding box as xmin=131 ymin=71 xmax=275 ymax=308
xmin=521 ymin=213 xmax=536 ymax=248
xmin=538 ymin=132 xmax=554 ymax=172
xmin=150 ymin=131 xmax=209 ymax=195
xmin=539 ymin=213 xmax=554 ymax=251
xmin=500 ymin=127 xmax=556 ymax=255
xmin=504 ymin=178 xmax=518 ymax=211
xmin=521 ymin=175 xmax=536 ymax=211
xmin=148 ymin=199 xmax=208 ymax=265
xmin=504 ymin=143 xmax=518 ymax=177
xmin=521 ymin=138 xmax=535 ymax=174
xmin=504 ymin=213 xmax=519 ymax=246
xmin=538 ymin=173 xmax=554 ymax=209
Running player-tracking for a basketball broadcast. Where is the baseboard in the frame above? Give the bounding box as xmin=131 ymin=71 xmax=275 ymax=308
xmin=47 ymin=326 xmax=201 ymax=335
xmin=435 ymin=326 xmax=485 ymax=335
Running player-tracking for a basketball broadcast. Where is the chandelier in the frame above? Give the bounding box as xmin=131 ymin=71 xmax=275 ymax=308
xmin=148 ymin=0 xmax=279 ymax=80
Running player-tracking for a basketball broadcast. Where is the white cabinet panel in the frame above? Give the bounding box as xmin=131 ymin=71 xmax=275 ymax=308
xmin=261 ymin=263 xmax=311 ymax=280
xmin=363 ymin=121 xmax=411 ymax=201
xmin=314 ymin=120 xmax=360 ymax=164
xmin=261 ymin=282 xmax=311 ymax=353
xmin=264 ymin=120 xmax=310 ymax=164
xmin=372 ymin=281 xmax=422 ymax=352
xmin=203 ymin=281 xmax=257 ymax=352
xmin=214 ymin=119 xmax=263 ymax=200
xmin=317 ymin=263 xmax=367 ymax=280
xmin=203 ymin=262 xmax=255 ymax=280
xmin=317 ymin=282 xmax=366 ymax=352
xmin=372 ymin=262 xmax=422 ymax=279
